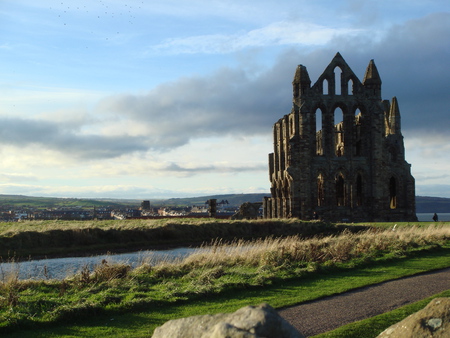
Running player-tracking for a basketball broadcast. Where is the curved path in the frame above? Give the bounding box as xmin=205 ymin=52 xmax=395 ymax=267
xmin=278 ymin=267 xmax=450 ymax=337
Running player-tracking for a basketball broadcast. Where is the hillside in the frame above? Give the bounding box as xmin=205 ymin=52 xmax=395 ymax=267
xmin=161 ymin=194 xmax=450 ymax=213
xmin=162 ymin=193 xmax=270 ymax=207
xmin=0 ymin=193 xmax=449 ymax=213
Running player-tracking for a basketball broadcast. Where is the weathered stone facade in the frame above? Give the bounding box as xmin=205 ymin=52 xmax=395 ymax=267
xmin=263 ymin=53 xmax=417 ymax=222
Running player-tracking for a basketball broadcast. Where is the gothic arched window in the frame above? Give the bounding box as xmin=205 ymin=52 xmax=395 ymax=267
xmin=336 ymin=173 xmax=346 ymax=206
xmin=316 ymin=108 xmax=324 ymax=155
xmin=389 ymin=177 xmax=397 ymax=209
xmin=334 ymin=108 xmax=344 ymax=157
xmin=317 ymin=173 xmax=325 ymax=206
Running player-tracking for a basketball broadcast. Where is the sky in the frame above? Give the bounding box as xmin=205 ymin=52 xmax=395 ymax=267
xmin=0 ymin=0 xmax=449 ymax=200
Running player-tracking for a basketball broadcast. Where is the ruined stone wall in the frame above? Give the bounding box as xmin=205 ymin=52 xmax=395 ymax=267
xmin=264 ymin=53 xmax=417 ymax=222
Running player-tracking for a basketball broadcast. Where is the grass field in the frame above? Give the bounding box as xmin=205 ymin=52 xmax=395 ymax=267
xmin=0 ymin=220 xmax=449 ymax=337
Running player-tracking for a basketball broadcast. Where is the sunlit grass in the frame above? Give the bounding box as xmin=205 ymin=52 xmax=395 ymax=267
xmin=0 ymin=223 xmax=449 ymax=333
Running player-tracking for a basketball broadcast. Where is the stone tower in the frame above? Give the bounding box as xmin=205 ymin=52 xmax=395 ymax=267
xmin=263 ymin=53 xmax=417 ymax=222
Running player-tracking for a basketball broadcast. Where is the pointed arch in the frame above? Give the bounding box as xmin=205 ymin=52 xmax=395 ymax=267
xmin=354 ymin=108 xmax=362 ymax=156
xmin=336 ymin=172 xmax=346 ymax=206
xmin=348 ymin=78 xmax=354 ymax=95
xmin=317 ymin=173 xmax=325 ymax=206
xmin=323 ymin=78 xmax=329 ymax=95
xmin=334 ymin=67 xmax=342 ymax=95
xmin=334 ymin=107 xmax=344 ymax=157
xmin=389 ymin=176 xmax=397 ymax=209
xmin=315 ymin=108 xmax=324 ymax=155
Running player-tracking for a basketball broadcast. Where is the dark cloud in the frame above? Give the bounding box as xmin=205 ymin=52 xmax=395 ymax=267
xmin=327 ymin=12 xmax=450 ymax=133
xmin=98 ymin=64 xmax=291 ymax=150
xmin=0 ymin=117 xmax=147 ymax=159
xmin=99 ymin=13 xmax=450 ymax=153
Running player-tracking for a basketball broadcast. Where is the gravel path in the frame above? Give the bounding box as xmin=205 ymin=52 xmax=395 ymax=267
xmin=278 ymin=268 xmax=450 ymax=337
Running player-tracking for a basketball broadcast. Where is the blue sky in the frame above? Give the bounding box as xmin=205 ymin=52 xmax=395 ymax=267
xmin=0 ymin=0 xmax=449 ymax=199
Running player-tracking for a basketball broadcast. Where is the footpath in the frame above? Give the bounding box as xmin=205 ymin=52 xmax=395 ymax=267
xmin=278 ymin=267 xmax=450 ymax=337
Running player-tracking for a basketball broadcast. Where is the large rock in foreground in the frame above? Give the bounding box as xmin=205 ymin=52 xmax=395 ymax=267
xmin=152 ymin=303 xmax=304 ymax=338
xmin=378 ymin=297 xmax=450 ymax=337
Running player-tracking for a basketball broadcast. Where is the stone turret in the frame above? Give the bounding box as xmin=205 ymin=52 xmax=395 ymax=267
xmin=292 ymin=65 xmax=311 ymax=98
xmin=363 ymin=59 xmax=382 ymax=98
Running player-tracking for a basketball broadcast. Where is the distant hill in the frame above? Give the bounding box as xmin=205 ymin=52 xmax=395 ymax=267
xmin=162 ymin=193 xmax=270 ymax=207
xmin=415 ymin=196 xmax=450 ymax=213
xmin=0 ymin=194 xmax=133 ymax=208
xmin=162 ymin=195 xmax=450 ymax=213
xmin=0 ymin=194 xmax=449 ymax=213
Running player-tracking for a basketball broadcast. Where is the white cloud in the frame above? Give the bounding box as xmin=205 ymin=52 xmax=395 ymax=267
xmin=150 ymin=21 xmax=363 ymax=55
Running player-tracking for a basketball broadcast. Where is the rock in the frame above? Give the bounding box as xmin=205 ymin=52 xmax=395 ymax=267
xmin=377 ymin=297 xmax=450 ymax=337
xmin=152 ymin=303 xmax=304 ymax=338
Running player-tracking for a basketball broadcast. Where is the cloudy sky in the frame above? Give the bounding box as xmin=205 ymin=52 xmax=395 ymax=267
xmin=0 ymin=0 xmax=449 ymax=199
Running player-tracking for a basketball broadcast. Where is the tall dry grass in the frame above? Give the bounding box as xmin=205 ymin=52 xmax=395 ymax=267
xmin=151 ymin=225 xmax=450 ymax=274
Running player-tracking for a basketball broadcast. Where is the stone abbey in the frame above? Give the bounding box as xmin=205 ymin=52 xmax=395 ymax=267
xmin=263 ymin=53 xmax=417 ymax=222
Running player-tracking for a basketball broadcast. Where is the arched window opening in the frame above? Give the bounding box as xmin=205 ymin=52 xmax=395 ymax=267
xmin=316 ymin=108 xmax=324 ymax=155
xmin=334 ymin=107 xmax=344 ymax=157
xmin=389 ymin=177 xmax=397 ymax=209
xmin=348 ymin=79 xmax=354 ymax=95
xmin=354 ymin=108 xmax=362 ymax=156
xmin=356 ymin=174 xmax=363 ymax=206
xmin=334 ymin=67 xmax=342 ymax=95
xmin=317 ymin=173 xmax=325 ymax=206
xmin=336 ymin=173 xmax=346 ymax=206
xmin=323 ymin=78 xmax=329 ymax=95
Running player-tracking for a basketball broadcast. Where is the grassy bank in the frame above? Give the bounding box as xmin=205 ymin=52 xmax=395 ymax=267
xmin=0 ymin=218 xmax=369 ymax=259
xmin=0 ymin=223 xmax=449 ymax=336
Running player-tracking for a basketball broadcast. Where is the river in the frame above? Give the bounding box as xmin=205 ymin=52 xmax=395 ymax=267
xmin=1 ymin=213 xmax=449 ymax=281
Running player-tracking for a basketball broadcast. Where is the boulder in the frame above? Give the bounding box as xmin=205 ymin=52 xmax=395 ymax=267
xmin=152 ymin=303 xmax=304 ymax=338
xmin=377 ymin=297 xmax=450 ymax=337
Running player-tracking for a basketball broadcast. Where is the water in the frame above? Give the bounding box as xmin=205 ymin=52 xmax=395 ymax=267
xmin=0 ymin=247 xmax=199 ymax=281
xmin=416 ymin=213 xmax=450 ymax=222
xmin=2 ymin=214 xmax=449 ymax=280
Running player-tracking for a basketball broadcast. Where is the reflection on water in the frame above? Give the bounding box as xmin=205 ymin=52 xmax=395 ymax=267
xmin=0 ymin=247 xmax=198 ymax=281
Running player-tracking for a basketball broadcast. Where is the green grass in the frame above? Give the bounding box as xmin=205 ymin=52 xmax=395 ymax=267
xmin=1 ymin=221 xmax=449 ymax=337
xmin=0 ymin=220 xmax=450 ymax=336
xmin=1 ymin=247 xmax=450 ymax=337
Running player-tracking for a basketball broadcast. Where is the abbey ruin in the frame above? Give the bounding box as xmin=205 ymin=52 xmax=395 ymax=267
xmin=263 ymin=53 xmax=417 ymax=222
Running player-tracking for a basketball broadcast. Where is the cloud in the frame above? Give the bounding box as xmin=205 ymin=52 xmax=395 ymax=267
xmin=0 ymin=173 xmax=38 ymax=183
xmin=1 ymin=12 xmax=448 ymax=165
xmin=97 ymin=63 xmax=291 ymax=150
xmin=326 ymin=13 xmax=450 ymax=132
xmin=150 ymin=21 xmax=362 ymax=55
xmin=0 ymin=117 xmax=147 ymax=160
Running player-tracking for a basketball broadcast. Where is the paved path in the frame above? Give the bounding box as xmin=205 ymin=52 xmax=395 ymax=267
xmin=278 ymin=268 xmax=450 ymax=337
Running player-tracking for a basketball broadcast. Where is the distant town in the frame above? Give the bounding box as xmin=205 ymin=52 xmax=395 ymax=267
xmin=0 ymin=194 xmax=449 ymax=222
xmin=0 ymin=199 xmax=241 ymax=222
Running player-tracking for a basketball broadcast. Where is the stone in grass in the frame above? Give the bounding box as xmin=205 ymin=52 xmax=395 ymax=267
xmin=378 ymin=297 xmax=450 ymax=337
xmin=152 ymin=303 xmax=304 ymax=338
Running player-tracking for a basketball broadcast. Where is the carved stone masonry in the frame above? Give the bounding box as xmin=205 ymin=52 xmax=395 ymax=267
xmin=263 ymin=53 xmax=417 ymax=222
